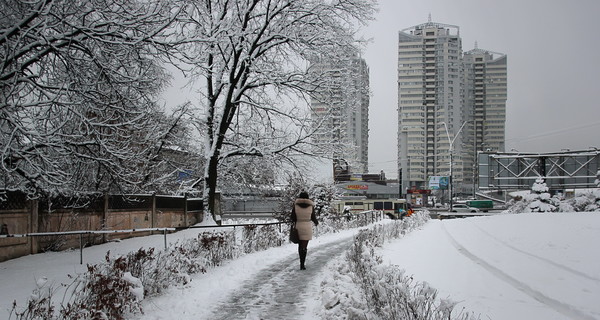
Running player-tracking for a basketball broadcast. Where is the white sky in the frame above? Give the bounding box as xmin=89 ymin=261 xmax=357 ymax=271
xmin=363 ymin=0 xmax=600 ymax=177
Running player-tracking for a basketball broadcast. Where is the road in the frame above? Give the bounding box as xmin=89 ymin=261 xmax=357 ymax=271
xmin=425 ymin=208 xmax=504 ymax=220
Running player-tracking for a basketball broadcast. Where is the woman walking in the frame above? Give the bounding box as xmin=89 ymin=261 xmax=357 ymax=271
xmin=291 ymin=191 xmax=319 ymax=270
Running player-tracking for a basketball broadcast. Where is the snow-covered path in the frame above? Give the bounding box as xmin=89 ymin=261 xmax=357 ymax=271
xmin=206 ymin=238 xmax=353 ymax=320
xmin=136 ymin=228 xmax=359 ymax=320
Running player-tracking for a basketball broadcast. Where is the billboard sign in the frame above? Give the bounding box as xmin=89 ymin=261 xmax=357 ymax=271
xmin=429 ymin=176 xmax=449 ymax=190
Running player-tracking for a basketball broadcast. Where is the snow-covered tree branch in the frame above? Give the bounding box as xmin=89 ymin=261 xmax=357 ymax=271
xmin=169 ymin=0 xmax=375 ymax=222
xmin=0 ymin=0 xmax=189 ymax=197
xmin=1 ymin=0 xmax=375 ymax=219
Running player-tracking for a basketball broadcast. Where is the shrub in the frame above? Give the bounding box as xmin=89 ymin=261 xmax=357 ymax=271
xmin=9 ymin=230 xmax=239 ymax=320
xmin=507 ymin=188 xmax=600 ymax=213
xmin=324 ymin=211 xmax=479 ymax=320
xmin=243 ymin=224 xmax=285 ymax=253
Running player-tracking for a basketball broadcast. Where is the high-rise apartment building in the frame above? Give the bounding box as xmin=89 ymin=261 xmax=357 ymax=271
xmin=397 ymin=20 xmax=464 ymax=193
xmin=311 ymin=53 xmax=370 ymax=174
xmin=397 ymin=19 xmax=507 ymax=196
xmin=462 ymin=47 xmax=508 ymax=190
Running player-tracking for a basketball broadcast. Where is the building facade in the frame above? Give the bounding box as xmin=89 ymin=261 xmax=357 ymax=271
xmin=397 ymin=19 xmax=507 ymax=197
xmin=463 ymin=47 xmax=508 ymax=192
xmin=311 ymin=53 xmax=370 ymax=174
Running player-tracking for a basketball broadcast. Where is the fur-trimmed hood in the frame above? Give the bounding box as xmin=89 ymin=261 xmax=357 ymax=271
xmin=295 ymin=198 xmax=313 ymax=208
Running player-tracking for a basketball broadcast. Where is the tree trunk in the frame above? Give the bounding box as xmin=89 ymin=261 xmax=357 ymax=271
xmin=205 ymin=152 xmax=221 ymax=225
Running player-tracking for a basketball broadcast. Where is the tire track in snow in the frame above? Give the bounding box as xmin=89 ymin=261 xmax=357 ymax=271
xmin=471 ymin=222 xmax=600 ymax=283
xmin=207 ymin=238 xmax=353 ymax=320
xmin=442 ymin=223 xmax=596 ymax=320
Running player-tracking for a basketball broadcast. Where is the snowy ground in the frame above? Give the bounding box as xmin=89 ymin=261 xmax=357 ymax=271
xmin=380 ymin=213 xmax=600 ymax=320
xmin=1 ymin=212 xmax=599 ymax=319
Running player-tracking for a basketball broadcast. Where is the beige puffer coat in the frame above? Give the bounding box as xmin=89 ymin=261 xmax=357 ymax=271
xmin=292 ymin=198 xmax=318 ymax=240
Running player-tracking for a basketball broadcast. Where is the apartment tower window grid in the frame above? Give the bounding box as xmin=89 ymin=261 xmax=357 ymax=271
xmin=311 ymin=54 xmax=370 ymax=174
xmin=463 ymin=47 xmax=508 ymax=192
xmin=398 ymin=20 xmax=464 ymax=193
xmin=397 ymin=19 xmax=507 ymax=196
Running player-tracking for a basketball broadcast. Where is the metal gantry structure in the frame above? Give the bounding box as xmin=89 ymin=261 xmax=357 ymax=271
xmin=478 ymin=149 xmax=600 ymax=191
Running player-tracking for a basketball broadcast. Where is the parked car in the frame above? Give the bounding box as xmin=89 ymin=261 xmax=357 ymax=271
xmin=451 ymin=204 xmax=480 ymax=213
xmin=466 ymin=200 xmax=493 ymax=212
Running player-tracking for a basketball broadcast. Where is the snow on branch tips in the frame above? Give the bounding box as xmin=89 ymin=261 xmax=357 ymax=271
xmin=167 ymin=0 xmax=376 ymax=222
xmin=0 ymin=0 xmax=197 ymax=197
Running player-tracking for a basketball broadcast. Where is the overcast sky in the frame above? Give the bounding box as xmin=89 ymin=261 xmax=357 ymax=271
xmin=363 ymin=0 xmax=600 ymax=177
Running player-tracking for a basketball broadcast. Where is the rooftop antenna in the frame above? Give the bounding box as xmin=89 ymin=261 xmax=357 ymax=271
xmin=428 ymin=13 xmax=432 ymax=22
xmin=474 ymin=41 xmax=478 ymax=49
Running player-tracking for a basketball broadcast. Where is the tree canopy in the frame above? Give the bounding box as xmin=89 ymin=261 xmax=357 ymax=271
xmin=0 ymin=0 xmax=189 ymax=197
xmin=168 ymin=0 xmax=375 ymax=221
xmin=1 ymin=0 xmax=376 ymax=219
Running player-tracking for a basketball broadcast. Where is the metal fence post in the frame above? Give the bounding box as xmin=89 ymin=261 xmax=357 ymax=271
xmin=29 ymin=199 xmax=39 ymax=255
xmin=103 ymin=193 xmax=109 ymax=243
xmin=278 ymin=222 xmax=282 ymax=246
xmin=79 ymin=233 xmax=83 ymax=265
xmin=151 ymin=193 xmax=156 ymax=232
xmin=183 ymin=193 xmax=188 ymax=227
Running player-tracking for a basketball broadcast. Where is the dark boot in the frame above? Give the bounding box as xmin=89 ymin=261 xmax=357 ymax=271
xmin=299 ymin=248 xmax=307 ymax=270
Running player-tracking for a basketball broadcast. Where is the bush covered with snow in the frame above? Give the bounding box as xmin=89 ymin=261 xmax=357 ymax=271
xmin=318 ymin=211 xmax=478 ymax=320
xmin=505 ymin=179 xmax=600 ymax=214
xmin=242 ymin=224 xmax=286 ymax=253
xmin=316 ymin=211 xmax=382 ymax=236
xmin=505 ymin=178 xmax=562 ymax=213
xmin=562 ymin=189 xmax=600 ymax=212
xmin=10 ymin=252 xmax=145 ymax=320
xmin=9 ymin=226 xmax=269 ymax=319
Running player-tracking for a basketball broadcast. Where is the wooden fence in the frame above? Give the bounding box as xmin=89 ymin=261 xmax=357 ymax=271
xmin=0 ymin=191 xmax=205 ymax=262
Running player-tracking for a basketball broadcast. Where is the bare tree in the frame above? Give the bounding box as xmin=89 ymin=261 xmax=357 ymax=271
xmin=168 ymin=0 xmax=375 ymax=223
xmin=0 ymin=0 xmax=186 ymax=197
xmin=139 ymin=103 xmax=205 ymax=195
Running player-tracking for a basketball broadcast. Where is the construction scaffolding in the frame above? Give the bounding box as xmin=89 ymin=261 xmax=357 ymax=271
xmin=478 ymin=149 xmax=600 ymax=191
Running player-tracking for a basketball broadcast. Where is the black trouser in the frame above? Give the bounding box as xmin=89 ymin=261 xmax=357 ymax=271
xmin=298 ymin=240 xmax=309 ymax=269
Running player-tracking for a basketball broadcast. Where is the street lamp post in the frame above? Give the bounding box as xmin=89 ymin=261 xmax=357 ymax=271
xmin=449 ymin=151 xmax=453 ymax=211
xmin=441 ymin=121 xmax=468 ymax=212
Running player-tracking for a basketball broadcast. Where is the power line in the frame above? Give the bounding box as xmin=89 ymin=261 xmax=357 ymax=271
xmin=369 ymin=159 xmax=397 ymax=164
xmin=506 ymin=121 xmax=600 ymax=143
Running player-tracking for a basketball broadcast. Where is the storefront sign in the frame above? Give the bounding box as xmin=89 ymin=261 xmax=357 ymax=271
xmin=346 ymin=185 xmax=368 ymax=190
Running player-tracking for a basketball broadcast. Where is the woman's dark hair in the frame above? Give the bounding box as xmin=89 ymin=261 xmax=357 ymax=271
xmin=297 ymin=191 xmax=310 ymax=199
